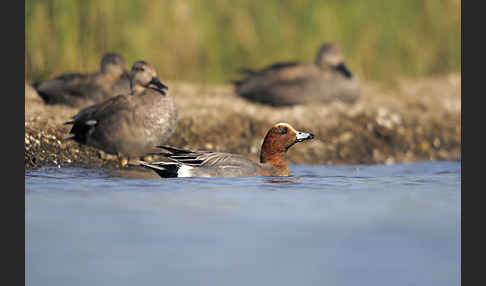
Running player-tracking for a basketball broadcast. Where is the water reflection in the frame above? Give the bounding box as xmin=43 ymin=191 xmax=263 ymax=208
xmin=265 ymin=177 xmax=300 ymax=184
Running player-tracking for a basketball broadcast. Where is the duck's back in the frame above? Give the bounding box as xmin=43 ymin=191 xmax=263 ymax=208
xmin=235 ymin=63 xmax=360 ymax=106
xmin=34 ymin=72 xmax=112 ymax=107
xmin=156 ymin=149 xmax=262 ymax=177
xmin=267 ymin=67 xmax=360 ymax=105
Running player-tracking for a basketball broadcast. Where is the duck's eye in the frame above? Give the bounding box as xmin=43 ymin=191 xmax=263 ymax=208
xmin=280 ymin=127 xmax=288 ymax=135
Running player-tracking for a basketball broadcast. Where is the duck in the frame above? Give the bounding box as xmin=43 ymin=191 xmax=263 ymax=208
xmin=134 ymin=123 xmax=314 ymax=178
xmin=32 ymin=53 xmax=128 ymax=108
xmin=64 ymin=60 xmax=178 ymax=167
xmin=233 ymin=43 xmax=360 ymax=106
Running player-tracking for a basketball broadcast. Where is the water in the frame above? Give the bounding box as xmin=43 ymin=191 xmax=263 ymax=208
xmin=25 ymin=161 xmax=461 ymax=286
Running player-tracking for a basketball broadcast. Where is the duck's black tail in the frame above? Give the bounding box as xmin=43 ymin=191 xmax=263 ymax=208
xmin=130 ymin=160 xmax=180 ymax=178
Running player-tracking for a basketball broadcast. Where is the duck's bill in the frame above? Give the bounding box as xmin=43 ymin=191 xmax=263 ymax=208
xmin=150 ymin=77 xmax=169 ymax=90
xmin=334 ymin=62 xmax=353 ymax=78
xmin=295 ymin=131 xmax=315 ymax=142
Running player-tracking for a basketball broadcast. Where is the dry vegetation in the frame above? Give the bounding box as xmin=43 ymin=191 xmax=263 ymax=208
xmin=26 ymin=0 xmax=460 ymax=84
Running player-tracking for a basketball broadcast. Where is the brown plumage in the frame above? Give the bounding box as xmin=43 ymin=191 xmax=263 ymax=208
xmin=233 ymin=43 xmax=360 ymax=106
xmin=32 ymin=53 xmax=128 ymax=108
xmin=65 ymin=61 xmax=177 ymax=166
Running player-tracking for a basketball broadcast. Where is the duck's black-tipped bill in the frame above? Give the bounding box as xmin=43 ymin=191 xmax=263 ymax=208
xmin=295 ymin=132 xmax=314 ymax=142
xmin=334 ymin=62 xmax=353 ymax=78
xmin=149 ymin=77 xmax=168 ymax=90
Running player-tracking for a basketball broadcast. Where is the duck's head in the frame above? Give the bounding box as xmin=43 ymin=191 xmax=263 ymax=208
xmin=100 ymin=53 xmax=127 ymax=79
xmin=129 ymin=61 xmax=168 ymax=93
xmin=260 ymin=123 xmax=314 ymax=163
xmin=315 ymin=43 xmax=345 ymax=68
xmin=315 ymin=43 xmax=353 ymax=78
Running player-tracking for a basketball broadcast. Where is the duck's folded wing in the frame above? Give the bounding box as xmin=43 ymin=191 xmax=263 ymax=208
xmin=259 ymin=61 xmax=300 ymax=73
xmin=64 ymin=95 xmax=132 ymax=142
xmin=234 ymin=61 xmax=301 ymax=86
xmin=236 ymin=64 xmax=316 ymax=93
xmin=155 ymin=146 xmax=257 ymax=168
xmin=33 ymin=73 xmax=87 ymax=90
xmin=154 ymin=146 xmax=223 ymax=166
xmin=238 ymin=61 xmax=300 ymax=75
xmin=33 ymin=73 xmax=91 ymax=103
xmin=68 ymin=94 xmax=131 ymax=123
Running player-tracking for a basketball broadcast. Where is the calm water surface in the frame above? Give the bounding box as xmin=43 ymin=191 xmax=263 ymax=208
xmin=26 ymin=161 xmax=461 ymax=286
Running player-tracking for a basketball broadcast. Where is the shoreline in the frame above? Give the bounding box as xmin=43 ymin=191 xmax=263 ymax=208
xmin=25 ymin=73 xmax=461 ymax=172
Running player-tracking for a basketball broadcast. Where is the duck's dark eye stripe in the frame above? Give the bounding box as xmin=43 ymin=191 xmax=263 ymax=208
xmin=280 ymin=127 xmax=288 ymax=135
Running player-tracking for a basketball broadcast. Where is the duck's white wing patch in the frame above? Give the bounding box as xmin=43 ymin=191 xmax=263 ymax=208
xmin=177 ymin=165 xmax=194 ymax=177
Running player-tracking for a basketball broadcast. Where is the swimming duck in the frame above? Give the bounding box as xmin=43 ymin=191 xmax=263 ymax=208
xmin=65 ymin=61 xmax=177 ymax=167
xmin=233 ymin=43 xmax=360 ymax=106
xmin=32 ymin=53 xmax=128 ymax=107
xmin=135 ymin=123 xmax=314 ymax=177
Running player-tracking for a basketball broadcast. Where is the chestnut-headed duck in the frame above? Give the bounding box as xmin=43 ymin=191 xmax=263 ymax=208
xmin=135 ymin=123 xmax=314 ymax=178
xmin=233 ymin=42 xmax=360 ymax=106
xmin=65 ymin=61 xmax=177 ymax=167
xmin=32 ymin=53 xmax=129 ymax=108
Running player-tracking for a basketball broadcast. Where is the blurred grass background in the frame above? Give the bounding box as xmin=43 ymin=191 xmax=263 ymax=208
xmin=25 ymin=0 xmax=461 ymax=84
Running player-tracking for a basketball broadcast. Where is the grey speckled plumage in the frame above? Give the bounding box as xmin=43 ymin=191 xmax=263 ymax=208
xmin=143 ymin=146 xmax=261 ymax=177
xmin=65 ymin=61 xmax=177 ymax=163
xmin=32 ymin=53 xmax=128 ymax=108
xmin=233 ymin=43 xmax=360 ymax=106
xmin=136 ymin=123 xmax=315 ymax=178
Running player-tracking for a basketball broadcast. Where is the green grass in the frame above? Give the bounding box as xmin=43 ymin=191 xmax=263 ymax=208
xmin=25 ymin=0 xmax=461 ymax=84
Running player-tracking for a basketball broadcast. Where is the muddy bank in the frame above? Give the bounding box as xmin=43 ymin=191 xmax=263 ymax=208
xmin=25 ymin=73 xmax=461 ymax=172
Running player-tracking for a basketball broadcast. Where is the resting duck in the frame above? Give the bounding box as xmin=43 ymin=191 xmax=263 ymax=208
xmin=233 ymin=43 xmax=360 ymax=106
xmin=65 ymin=60 xmax=178 ymax=167
xmin=32 ymin=53 xmax=128 ymax=107
xmin=135 ymin=123 xmax=314 ymax=178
